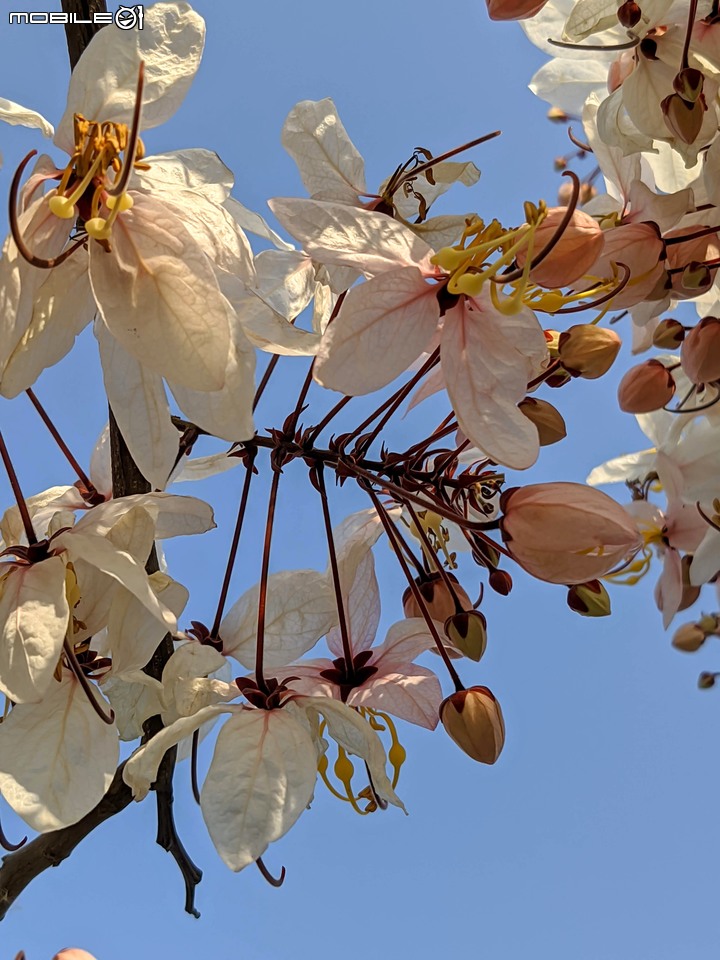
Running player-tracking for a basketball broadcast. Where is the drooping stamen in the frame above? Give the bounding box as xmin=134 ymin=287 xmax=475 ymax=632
xmin=48 ymin=149 xmax=104 ymax=219
xmin=0 ymin=814 xmax=26 ymax=852
xmin=548 ymin=36 xmax=640 ymax=51
xmin=567 ymin=127 xmax=592 ymax=152
xmin=190 ymin=729 xmax=201 ymax=805
xmin=256 ymin=855 xmax=286 ymax=887
xmin=494 ymin=170 xmax=581 ymax=285
xmin=106 ymin=60 xmax=145 ymax=198
xmin=9 ymin=151 xmax=87 ymax=270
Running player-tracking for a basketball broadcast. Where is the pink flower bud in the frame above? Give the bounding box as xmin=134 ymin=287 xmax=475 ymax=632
xmin=54 ymin=951 xmax=99 ymax=960
xmin=500 ymin=482 xmax=642 ymax=584
xmin=515 ymin=207 xmax=604 ymax=288
xmin=586 ymin=222 xmax=665 ymax=308
xmin=681 ymin=316 xmax=720 ymax=384
xmin=617 ymin=360 xmax=676 ymax=413
xmin=440 ymin=686 xmax=505 ymax=763
xmin=486 ymin=0 xmax=549 ymax=19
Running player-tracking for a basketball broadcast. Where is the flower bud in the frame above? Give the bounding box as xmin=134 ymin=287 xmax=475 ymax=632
xmin=519 ymin=397 xmax=567 ymax=446
xmin=652 ymin=318 xmax=685 ymax=349
xmin=557 ymin=180 xmax=597 ymax=206
xmin=617 ymin=360 xmax=676 ymax=413
xmin=698 ymin=671 xmax=717 ymax=689
xmin=617 ymin=0 xmax=641 ymax=27
xmin=661 ymin=92 xmax=705 ymax=144
xmin=444 ymin=611 xmax=487 ymax=661
xmin=515 ymin=207 xmax=605 ymax=288
xmin=488 ymin=569 xmax=513 ymax=595
xmin=681 ymin=316 xmax=720 ymax=384
xmin=671 ymin=623 xmax=706 ymax=653
xmin=547 ymin=107 xmax=569 ymax=123
xmin=54 ymin=952 xmax=99 ymax=960
xmin=558 ymin=324 xmax=621 ymax=379
xmin=586 ymin=222 xmax=665 ymax=309
xmin=567 ymin=579 xmax=612 ymax=617
xmin=439 ymin=686 xmax=505 ymax=764
xmin=673 ymin=67 xmax=704 ymax=103
xmin=486 ymin=0 xmax=549 ymax=19
xmin=402 ymin=573 xmax=472 ymax=623
xmin=500 ymin=482 xmax=642 ymax=584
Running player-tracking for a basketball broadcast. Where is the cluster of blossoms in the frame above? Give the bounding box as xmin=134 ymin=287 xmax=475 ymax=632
xmin=0 ymin=0 xmax=717 ymax=921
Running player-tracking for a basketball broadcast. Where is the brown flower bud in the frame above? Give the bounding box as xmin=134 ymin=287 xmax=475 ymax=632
xmin=652 ymin=318 xmax=685 ymax=349
xmin=444 ymin=611 xmax=488 ymax=661
xmin=681 ymin=316 xmax=720 ymax=384
xmin=486 ymin=0 xmax=550 ymax=19
xmin=671 ymin=623 xmax=706 ymax=653
xmin=680 ymin=261 xmax=713 ymax=292
xmin=489 ymin=569 xmax=513 ymax=595
xmin=518 ymin=397 xmax=567 ymax=446
xmin=673 ymin=67 xmax=704 ymax=103
xmin=558 ymin=324 xmax=621 ymax=379
xmin=515 ymin=207 xmax=605 ymax=289
xmin=440 ymin=686 xmax=505 ymax=764
xmin=617 ymin=0 xmax=641 ymax=27
xmin=567 ymin=579 xmax=612 ymax=617
xmin=698 ymin=671 xmax=717 ymax=689
xmin=402 ymin=573 xmax=472 ymax=623
xmin=662 ymin=92 xmax=705 ymax=144
xmin=617 ymin=360 xmax=676 ymax=413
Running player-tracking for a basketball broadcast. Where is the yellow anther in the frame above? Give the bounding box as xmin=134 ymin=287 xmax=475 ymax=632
xmin=85 ymin=217 xmax=112 ymax=241
xmin=105 ymin=193 xmax=134 ymax=212
xmin=48 ymin=195 xmax=79 ymax=219
xmin=453 ymin=272 xmax=486 ymax=298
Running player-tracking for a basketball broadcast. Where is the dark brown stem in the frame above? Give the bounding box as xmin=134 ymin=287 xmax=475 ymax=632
xmin=255 ymin=469 xmax=282 ymax=692
xmin=210 ymin=449 xmax=256 ymax=638
xmin=364 ymin=486 xmax=464 ymax=691
xmin=0 ymin=429 xmax=37 ymax=545
xmin=63 ymin=638 xmax=115 ymax=724
xmin=25 ymin=389 xmax=98 ymax=496
xmin=61 ymin=0 xmax=108 ymax=69
xmin=313 ymin=463 xmax=354 ymax=666
xmin=404 ymin=500 xmax=466 ymax=612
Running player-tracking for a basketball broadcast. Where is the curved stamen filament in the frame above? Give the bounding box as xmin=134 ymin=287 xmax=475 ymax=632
xmin=48 ymin=150 xmax=104 ymax=219
xmin=63 ymin=637 xmax=115 ymax=725
xmin=256 ymin=855 xmax=286 ymax=887
xmin=9 ymin=151 xmax=86 ymax=270
xmin=106 ymin=60 xmax=145 ymax=197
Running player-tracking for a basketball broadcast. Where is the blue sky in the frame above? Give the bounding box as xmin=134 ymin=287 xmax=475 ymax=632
xmin=0 ymin=2 xmax=718 ymax=958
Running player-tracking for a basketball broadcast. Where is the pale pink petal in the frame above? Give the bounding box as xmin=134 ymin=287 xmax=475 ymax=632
xmin=349 ymin=666 xmax=442 ymax=729
xmin=441 ymin=298 xmax=544 ymax=469
xmin=314 ymin=266 xmax=439 ymax=395
xmin=269 ymin=198 xmax=436 ymax=277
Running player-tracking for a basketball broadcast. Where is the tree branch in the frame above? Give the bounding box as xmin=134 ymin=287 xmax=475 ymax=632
xmin=0 ymin=765 xmax=133 ymax=921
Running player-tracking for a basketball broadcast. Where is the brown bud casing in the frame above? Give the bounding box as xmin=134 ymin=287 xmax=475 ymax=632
xmin=440 ymin=686 xmax=505 ymax=764
xmin=652 ymin=319 xmax=685 ymax=349
xmin=558 ymin=324 xmax=621 ymax=379
xmin=567 ymin=579 xmax=612 ymax=617
xmin=519 ymin=397 xmax=567 ymax=446
xmin=671 ymin=623 xmax=706 ymax=653
xmin=444 ymin=611 xmax=488 ymax=661
xmin=402 ymin=573 xmax=472 ymax=623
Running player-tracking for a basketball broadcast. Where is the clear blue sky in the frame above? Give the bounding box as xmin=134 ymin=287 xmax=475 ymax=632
xmin=0 ymin=2 xmax=718 ymax=958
